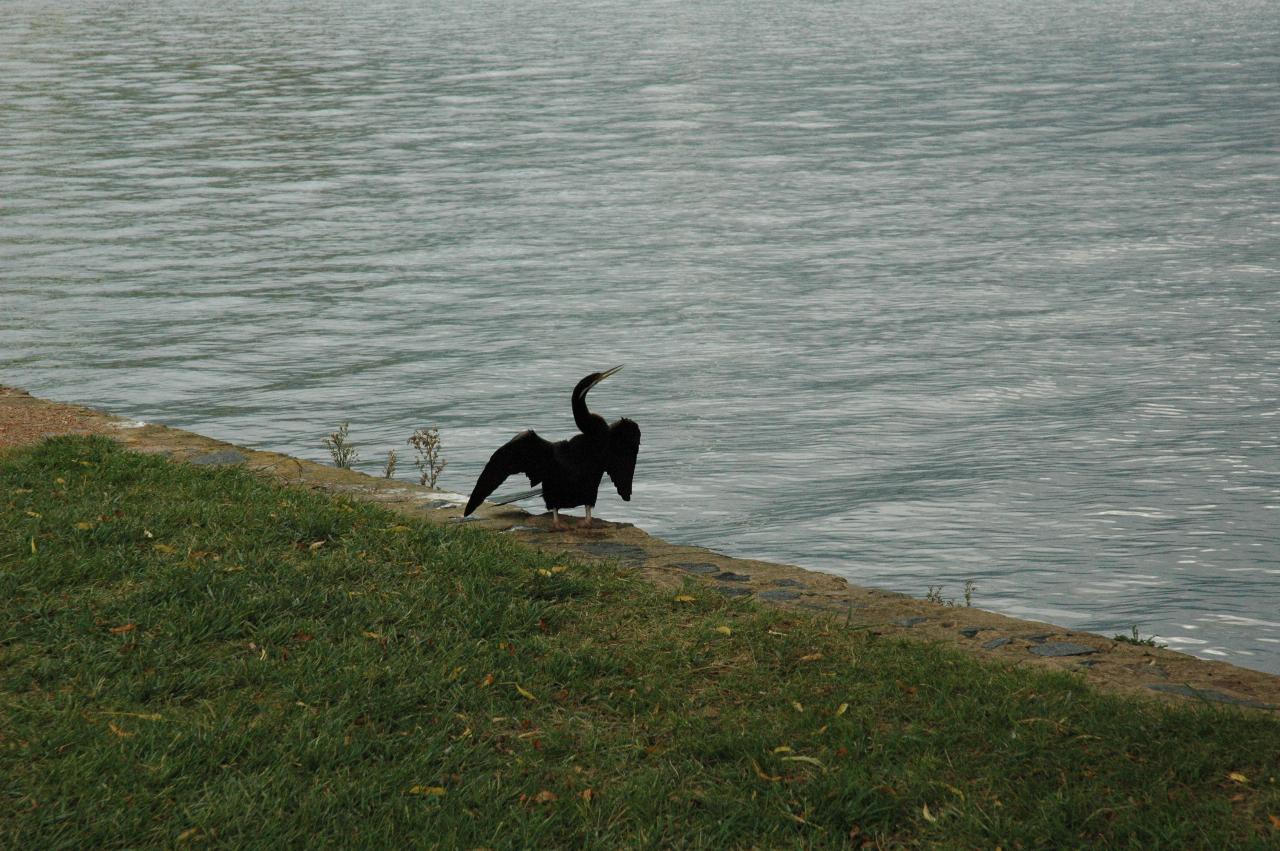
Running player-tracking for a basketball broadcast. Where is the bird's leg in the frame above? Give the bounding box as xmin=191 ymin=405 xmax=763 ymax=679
xmin=580 ymin=505 xmax=594 ymax=528
xmin=551 ymin=509 xmax=563 ymax=530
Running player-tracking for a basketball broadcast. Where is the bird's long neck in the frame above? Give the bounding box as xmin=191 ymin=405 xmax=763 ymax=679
xmin=572 ymin=376 xmax=607 ymax=436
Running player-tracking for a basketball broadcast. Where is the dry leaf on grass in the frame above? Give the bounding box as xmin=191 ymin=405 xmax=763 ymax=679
xmin=751 ymin=759 xmax=781 ymax=782
xmin=408 ymin=785 xmax=446 ymax=797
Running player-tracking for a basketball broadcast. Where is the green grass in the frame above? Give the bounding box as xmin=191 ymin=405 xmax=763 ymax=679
xmin=2 ymin=437 xmax=1278 ymax=849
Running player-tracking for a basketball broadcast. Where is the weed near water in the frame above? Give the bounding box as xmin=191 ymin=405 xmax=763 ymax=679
xmin=2 ymin=437 xmax=1278 ymax=848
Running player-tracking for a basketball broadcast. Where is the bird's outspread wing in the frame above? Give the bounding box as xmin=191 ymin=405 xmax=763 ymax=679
xmin=464 ymin=430 xmax=555 ymax=516
xmin=605 ymin=418 xmax=641 ymax=501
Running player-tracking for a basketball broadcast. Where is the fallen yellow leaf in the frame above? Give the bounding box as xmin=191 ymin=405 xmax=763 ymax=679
xmin=837 ymin=702 xmax=849 ymax=716
xmin=550 ymin=565 xmax=567 ymax=574
xmin=408 ymin=785 xmax=446 ymax=796
xmin=386 ymin=525 xmax=411 ymax=533
xmin=515 ymin=684 xmax=538 ymax=701
xmin=798 ymin=652 xmax=824 ymax=663
xmin=715 ymin=626 xmax=732 ymax=636
xmin=536 ymin=568 xmax=553 ymax=577
xmin=532 ymin=790 xmax=558 ymax=804
xmin=772 ymin=745 xmax=793 ymax=754
xmin=363 ymin=631 xmax=383 ymax=639
xmin=480 ymin=673 xmax=495 ymax=688
xmin=791 ymin=701 xmax=804 ymax=713
xmin=30 ymin=538 xmax=37 ymax=554
xmin=24 ymin=510 xmax=41 ymax=518
xmin=922 ymin=803 xmax=938 ymax=823
xmin=782 ymin=755 xmax=826 ymax=769
xmin=1229 ymin=772 xmax=1249 ymax=784
xmin=751 ymin=759 xmax=781 ymax=782
xmin=177 ymin=827 xmax=201 ymax=843
xmin=153 ymin=543 xmax=176 ymax=554
xmin=308 ymin=540 xmax=325 ymax=551
xmin=74 ymin=521 xmax=94 ymax=530
xmin=109 ymin=623 xmax=137 ymax=634
xmin=107 ymin=722 xmax=134 ymax=738
xmin=674 ymin=595 xmax=695 ymax=602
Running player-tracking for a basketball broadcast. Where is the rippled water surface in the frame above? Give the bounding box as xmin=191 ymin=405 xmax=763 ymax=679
xmin=3 ymin=0 xmax=1278 ymax=671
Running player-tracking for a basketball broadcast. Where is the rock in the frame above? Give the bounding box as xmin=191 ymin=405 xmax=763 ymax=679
xmin=982 ymin=637 xmax=1011 ymax=650
xmin=1022 ymin=632 xmax=1054 ymax=644
xmin=1029 ymin=642 xmax=1098 ymax=657
xmin=713 ymin=586 xmax=753 ymax=598
xmin=714 ymin=571 xmax=751 ymax=582
xmin=1146 ymin=684 xmax=1276 ymax=710
xmin=959 ymin=627 xmax=984 ymax=639
xmin=671 ymin=562 xmax=719 ymax=575
xmin=579 ymin=542 xmax=648 ymax=563
xmin=893 ymin=617 xmax=928 ymax=627
xmin=189 ymin=449 xmax=248 ymax=467
xmin=758 ymin=589 xmax=801 ymax=602
xmin=770 ymin=578 xmax=805 ymax=587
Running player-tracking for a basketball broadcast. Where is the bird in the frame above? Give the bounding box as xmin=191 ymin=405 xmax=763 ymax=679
xmin=463 ymin=366 xmax=641 ymax=529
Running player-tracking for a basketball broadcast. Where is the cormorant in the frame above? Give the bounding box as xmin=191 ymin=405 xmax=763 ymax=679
xmin=463 ymin=366 xmax=641 ymax=529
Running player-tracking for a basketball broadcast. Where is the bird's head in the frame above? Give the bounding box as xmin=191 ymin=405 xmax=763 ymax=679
xmin=573 ymin=365 xmax=622 ymax=402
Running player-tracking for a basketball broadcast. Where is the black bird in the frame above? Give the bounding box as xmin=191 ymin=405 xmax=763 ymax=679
xmin=463 ymin=366 xmax=641 ymax=529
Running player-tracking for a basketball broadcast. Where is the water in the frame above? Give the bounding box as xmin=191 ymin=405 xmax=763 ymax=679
xmin=3 ymin=0 xmax=1278 ymax=672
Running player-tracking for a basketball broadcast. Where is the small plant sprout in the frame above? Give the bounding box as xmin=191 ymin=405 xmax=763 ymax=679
xmin=1114 ymin=625 xmax=1165 ymax=648
xmin=408 ymin=427 xmax=446 ymax=488
xmin=383 ymin=449 xmax=398 ymax=479
xmin=323 ymin=422 xmax=359 ymax=469
xmin=925 ymin=580 xmax=977 ymax=608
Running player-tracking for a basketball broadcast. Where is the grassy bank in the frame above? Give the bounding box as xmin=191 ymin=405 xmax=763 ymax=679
xmin=2 ymin=436 xmax=1277 ymax=848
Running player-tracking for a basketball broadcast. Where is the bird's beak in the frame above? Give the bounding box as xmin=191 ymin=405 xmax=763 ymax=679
xmin=587 ymin=365 xmax=623 ymax=390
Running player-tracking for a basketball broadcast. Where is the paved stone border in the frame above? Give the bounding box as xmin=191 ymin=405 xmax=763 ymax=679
xmin=3 ymin=385 xmax=1277 ymax=713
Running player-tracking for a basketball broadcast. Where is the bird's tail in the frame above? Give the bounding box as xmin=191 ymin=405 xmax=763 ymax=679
xmin=490 ymin=487 xmax=544 ymax=505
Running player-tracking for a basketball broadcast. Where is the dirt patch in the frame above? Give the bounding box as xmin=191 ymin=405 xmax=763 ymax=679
xmin=3 ymin=384 xmax=1278 ymax=713
xmin=0 ymin=386 xmax=116 ymax=449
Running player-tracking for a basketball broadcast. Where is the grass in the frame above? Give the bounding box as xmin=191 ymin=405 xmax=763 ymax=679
xmin=2 ymin=436 xmax=1278 ymax=849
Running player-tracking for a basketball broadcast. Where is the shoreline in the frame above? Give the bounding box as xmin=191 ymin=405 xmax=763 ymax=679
xmin=2 ymin=383 xmax=1276 ymax=712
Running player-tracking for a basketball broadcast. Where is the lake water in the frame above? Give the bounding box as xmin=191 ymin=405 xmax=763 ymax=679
xmin=3 ymin=0 xmax=1278 ymax=672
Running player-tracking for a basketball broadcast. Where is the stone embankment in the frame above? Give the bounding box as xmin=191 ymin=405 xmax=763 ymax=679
xmin=2 ymin=384 xmax=1276 ymax=712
